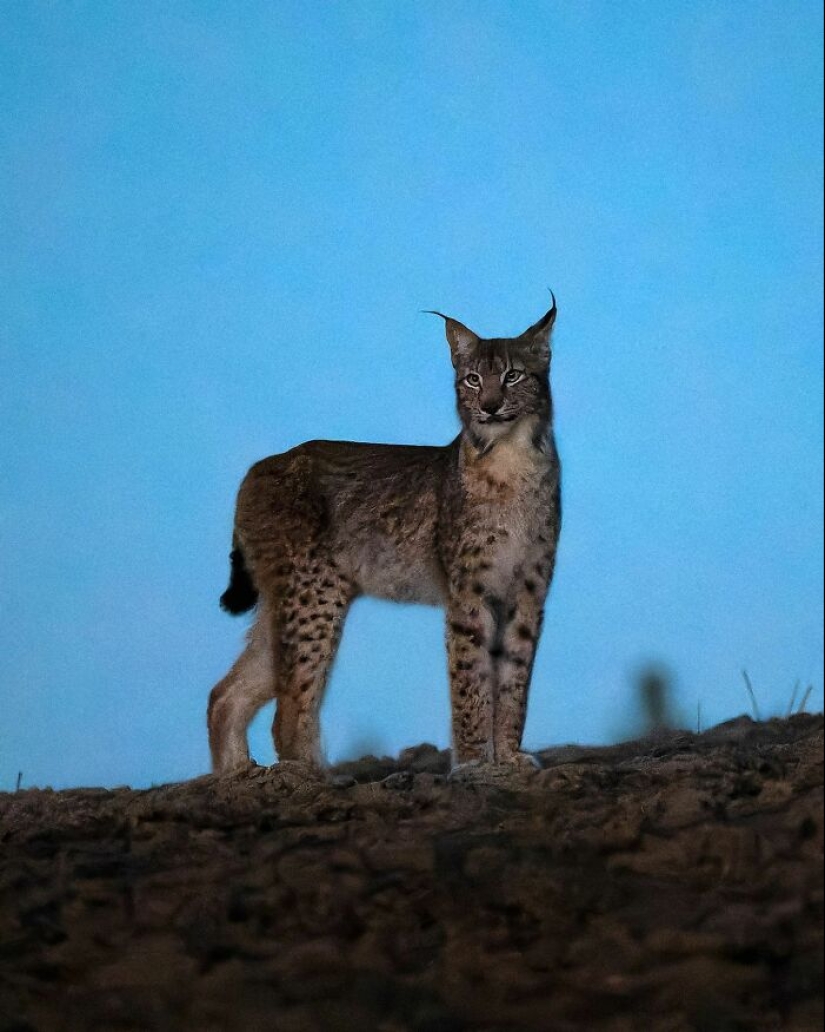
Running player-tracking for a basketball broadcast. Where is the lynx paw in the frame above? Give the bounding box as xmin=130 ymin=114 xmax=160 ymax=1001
xmin=276 ymin=758 xmax=325 ymax=773
xmin=449 ymin=752 xmax=542 ymax=783
xmin=213 ymin=755 xmax=260 ymax=777
xmin=497 ymin=750 xmax=543 ymax=773
xmin=448 ymin=759 xmax=490 ymax=784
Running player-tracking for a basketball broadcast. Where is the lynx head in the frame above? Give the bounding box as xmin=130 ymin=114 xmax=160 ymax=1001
xmin=430 ymin=297 xmax=557 ymax=448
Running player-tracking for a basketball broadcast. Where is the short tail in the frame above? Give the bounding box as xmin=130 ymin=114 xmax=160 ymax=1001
xmin=219 ymin=542 xmax=258 ymax=615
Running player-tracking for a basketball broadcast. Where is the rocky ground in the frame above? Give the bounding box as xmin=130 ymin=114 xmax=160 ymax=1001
xmin=0 ymin=714 xmax=822 ymax=1032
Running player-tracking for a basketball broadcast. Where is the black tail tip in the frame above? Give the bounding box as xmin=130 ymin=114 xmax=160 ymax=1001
xmin=219 ymin=548 xmax=258 ymax=615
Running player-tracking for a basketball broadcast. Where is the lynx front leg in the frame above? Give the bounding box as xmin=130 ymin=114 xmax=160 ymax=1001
xmin=272 ymin=569 xmax=352 ymax=767
xmin=446 ymin=600 xmax=498 ymax=767
xmin=208 ymin=616 xmax=273 ymax=773
xmin=493 ymin=579 xmax=548 ymax=765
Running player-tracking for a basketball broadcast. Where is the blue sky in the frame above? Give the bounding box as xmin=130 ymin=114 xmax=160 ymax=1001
xmin=1 ymin=1 xmax=822 ymax=790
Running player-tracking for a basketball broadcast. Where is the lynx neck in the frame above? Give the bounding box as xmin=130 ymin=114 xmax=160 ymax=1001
xmin=461 ymin=416 xmax=550 ymax=488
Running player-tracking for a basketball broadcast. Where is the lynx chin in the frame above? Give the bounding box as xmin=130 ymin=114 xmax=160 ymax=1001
xmin=208 ymin=298 xmax=562 ymax=775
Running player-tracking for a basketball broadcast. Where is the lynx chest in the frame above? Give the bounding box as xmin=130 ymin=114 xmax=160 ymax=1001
xmin=459 ymin=428 xmax=556 ymax=596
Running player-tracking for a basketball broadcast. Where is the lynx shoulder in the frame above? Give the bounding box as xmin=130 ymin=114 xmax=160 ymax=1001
xmin=208 ymin=298 xmax=561 ymax=774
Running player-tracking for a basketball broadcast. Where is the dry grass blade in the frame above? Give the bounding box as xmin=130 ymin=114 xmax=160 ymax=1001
xmin=742 ymin=670 xmax=762 ymax=722
xmin=797 ymin=684 xmax=814 ymax=714
xmin=786 ymin=680 xmax=801 ymax=717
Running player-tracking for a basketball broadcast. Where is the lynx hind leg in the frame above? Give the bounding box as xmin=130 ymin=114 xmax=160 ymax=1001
xmin=208 ymin=614 xmax=274 ymax=773
xmin=271 ymin=562 xmax=353 ymax=768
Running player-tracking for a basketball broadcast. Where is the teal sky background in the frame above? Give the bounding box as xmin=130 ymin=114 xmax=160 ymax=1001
xmin=1 ymin=1 xmax=822 ymax=790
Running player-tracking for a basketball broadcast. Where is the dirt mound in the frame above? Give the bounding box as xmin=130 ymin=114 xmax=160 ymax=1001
xmin=1 ymin=715 xmax=822 ymax=1031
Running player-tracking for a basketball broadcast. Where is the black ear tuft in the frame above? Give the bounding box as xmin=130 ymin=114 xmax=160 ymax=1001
xmin=521 ymin=292 xmax=558 ymax=360
xmin=424 ymin=310 xmax=479 ymax=367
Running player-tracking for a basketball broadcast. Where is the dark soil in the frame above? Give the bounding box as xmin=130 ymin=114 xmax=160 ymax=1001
xmin=1 ymin=715 xmax=822 ymax=1031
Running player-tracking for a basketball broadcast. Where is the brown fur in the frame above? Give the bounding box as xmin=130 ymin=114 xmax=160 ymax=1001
xmin=208 ymin=300 xmax=562 ymax=773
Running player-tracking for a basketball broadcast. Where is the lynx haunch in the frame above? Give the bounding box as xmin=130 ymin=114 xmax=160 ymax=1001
xmin=208 ymin=299 xmax=562 ymax=775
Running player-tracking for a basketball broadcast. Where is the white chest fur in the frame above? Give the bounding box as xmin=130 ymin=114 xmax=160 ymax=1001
xmin=480 ymin=421 xmax=547 ymax=485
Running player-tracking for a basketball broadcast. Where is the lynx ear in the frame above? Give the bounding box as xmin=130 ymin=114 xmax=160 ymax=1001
xmin=424 ymin=310 xmax=479 ymax=367
xmin=520 ymin=292 xmax=558 ymax=361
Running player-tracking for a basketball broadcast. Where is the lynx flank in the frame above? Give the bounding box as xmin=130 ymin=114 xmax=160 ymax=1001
xmin=208 ymin=299 xmax=561 ymax=775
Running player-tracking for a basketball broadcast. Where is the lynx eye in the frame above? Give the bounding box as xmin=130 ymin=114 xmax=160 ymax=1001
xmin=463 ymin=373 xmax=482 ymax=389
xmin=503 ymin=370 xmax=524 ymax=385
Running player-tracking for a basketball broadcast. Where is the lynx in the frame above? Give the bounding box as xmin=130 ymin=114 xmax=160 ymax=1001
xmin=208 ymin=298 xmax=561 ymax=775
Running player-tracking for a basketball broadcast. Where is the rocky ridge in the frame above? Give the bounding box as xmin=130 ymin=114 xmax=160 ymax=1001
xmin=0 ymin=715 xmax=822 ymax=1031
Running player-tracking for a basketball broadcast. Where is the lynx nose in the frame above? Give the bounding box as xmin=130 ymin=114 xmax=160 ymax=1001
xmin=481 ymin=394 xmax=504 ymax=415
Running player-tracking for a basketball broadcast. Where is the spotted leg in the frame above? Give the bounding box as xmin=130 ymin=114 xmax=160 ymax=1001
xmin=493 ymin=574 xmax=549 ymax=766
xmin=446 ymin=598 xmax=498 ymax=767
xmin=271 ymin=565 xmax=352 ymax=767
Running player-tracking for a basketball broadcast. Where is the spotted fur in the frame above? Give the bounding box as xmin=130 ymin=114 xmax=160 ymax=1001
xmin=207 ymin=300 xmax=562 ymax=773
